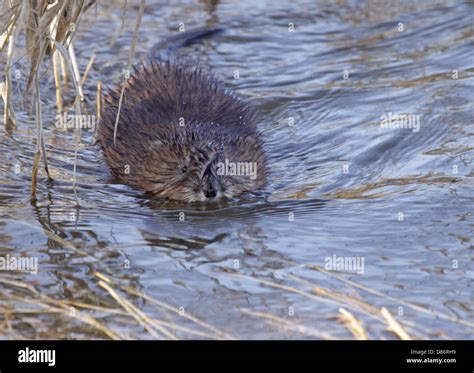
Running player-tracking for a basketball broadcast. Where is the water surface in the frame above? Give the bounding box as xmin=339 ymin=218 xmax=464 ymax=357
xmin=0 ymin=0 xmax=473 ymax=339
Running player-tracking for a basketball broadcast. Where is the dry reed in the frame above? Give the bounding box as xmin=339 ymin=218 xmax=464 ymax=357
xmin=0 ymin=0 xmax=95 ymax=201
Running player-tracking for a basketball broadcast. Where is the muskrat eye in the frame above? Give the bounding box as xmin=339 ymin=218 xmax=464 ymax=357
xmin=181 ymin=165 xmax=188 ymax=173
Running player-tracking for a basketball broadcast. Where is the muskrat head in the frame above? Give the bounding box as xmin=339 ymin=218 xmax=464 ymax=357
xmin=145 ymin=129 xmax=266 ymax=202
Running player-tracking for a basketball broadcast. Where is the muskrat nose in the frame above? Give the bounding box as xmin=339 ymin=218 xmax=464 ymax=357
xmin=204 ymin=186 xmax=217 ymax=199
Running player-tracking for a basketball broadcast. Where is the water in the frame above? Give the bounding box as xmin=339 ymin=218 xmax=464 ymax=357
xmin=0 ymin=0 xmax=473 ymax=339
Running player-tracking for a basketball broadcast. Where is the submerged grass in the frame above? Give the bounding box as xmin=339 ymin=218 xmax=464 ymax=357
xmin=0 ymin=272 xmax=235 ymax=340
xmin=0 ymin=215 xmax=455 ymax=340
xmin=1 ymin=255 xmax=460 ymax=340
xmin=217 ymin=261 xmax=472 ymax=340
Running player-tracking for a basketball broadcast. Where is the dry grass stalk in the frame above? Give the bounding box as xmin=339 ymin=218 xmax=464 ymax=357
xmin=381 ymin=307 xmax=412 ymax=340
xmin=67 ymin=41 xmax=84 ymax=101
xmin=48 ymin=38 xmax=84 ymax=204
xmin=97 ymin=279 xmax=177 ymax=340
xmin=96 ymin=79 xmax=102 ymax=122
xmin=113 ymin=0 xmax=145 ymax=145
xmin=30 ymin=148 xmax=41 ymax=200
xmin=284 ymin=272 xmax=381 ymax=317
xmin=81 ymin=52 xmax=96 ymax=86
xmin=3 ymin=21 xmax=17 ymax=128
xmin=0 ymin=305 xmax=24 ymax=340
xmin=1 ymin=0 xmax=26 ymax=130
xmin=338 ymin=308 xmax=368 ymax=340
xmin=52 ymin=49 xmax=63 ymax=111
xmin=60 ymin=47 xmax=69 ymax=86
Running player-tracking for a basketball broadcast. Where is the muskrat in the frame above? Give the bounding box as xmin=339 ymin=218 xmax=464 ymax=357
xmin=97 ymin=28 xmax=267 ymax=202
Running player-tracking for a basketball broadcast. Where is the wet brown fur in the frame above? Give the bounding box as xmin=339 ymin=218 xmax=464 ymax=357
xmin=97 ymin=60 xmax=267 ymax=202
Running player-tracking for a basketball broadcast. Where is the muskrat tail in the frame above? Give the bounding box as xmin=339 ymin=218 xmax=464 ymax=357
xmin=148 ymin=27 xmax=224 ymax=62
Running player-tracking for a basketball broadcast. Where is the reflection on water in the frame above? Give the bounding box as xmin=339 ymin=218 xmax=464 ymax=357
xmin=0 ymin=0 xmax=473 ymax=339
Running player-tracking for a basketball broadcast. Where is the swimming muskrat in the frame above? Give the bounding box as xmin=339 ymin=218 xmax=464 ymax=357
xmin=97 ymin=28 xmax=267 ymax=202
